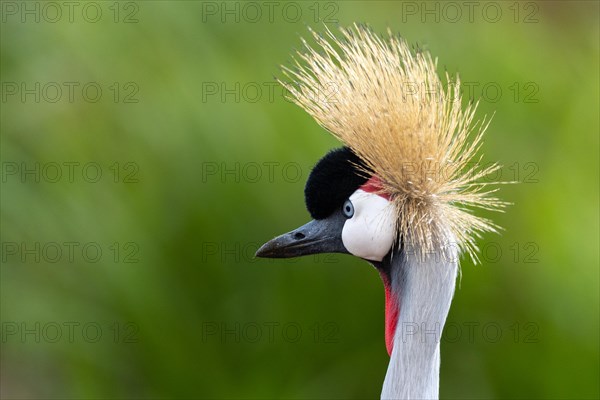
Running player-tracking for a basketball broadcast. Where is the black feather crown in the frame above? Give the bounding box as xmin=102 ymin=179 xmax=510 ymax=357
xmin=304 ymin=147 xmax=371 ymax=220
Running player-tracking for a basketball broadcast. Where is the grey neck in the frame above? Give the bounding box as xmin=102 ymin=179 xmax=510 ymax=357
xmin=380 ymin=246 xmax=458 ymax=400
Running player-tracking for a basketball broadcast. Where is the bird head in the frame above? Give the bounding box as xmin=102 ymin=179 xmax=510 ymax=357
xmin=255 ymin=25 xmax=506 ymax=363
xmin=256 ymin=147 xmax=396 ymax=263
xmin=256 ymin=25 xmax=505 ymax=265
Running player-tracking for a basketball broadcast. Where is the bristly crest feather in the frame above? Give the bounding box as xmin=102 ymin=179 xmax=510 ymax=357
xmin=279 ymin=24 xmax=507 ymax=262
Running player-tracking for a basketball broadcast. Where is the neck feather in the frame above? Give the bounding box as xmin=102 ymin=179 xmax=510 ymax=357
xmin=380 ymin=247 xmax=458 ymax=400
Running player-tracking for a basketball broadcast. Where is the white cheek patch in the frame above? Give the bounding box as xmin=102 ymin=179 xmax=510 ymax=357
xmin=341 ymin=190 xmax=395 ymax=261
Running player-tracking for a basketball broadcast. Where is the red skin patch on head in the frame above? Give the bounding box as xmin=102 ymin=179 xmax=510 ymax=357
xmin=359 ymin=176 xmax=391 ymax=200
xmin=380 ymin=273 xmax=399 ymax=356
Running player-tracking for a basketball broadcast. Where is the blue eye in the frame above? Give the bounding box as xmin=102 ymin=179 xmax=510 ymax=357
xmin=342 ymin=199 xmax=354 ymax=218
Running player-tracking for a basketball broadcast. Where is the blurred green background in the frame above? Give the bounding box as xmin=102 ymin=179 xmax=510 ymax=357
xmin=1 ymin=1 xmax=598 ymax=399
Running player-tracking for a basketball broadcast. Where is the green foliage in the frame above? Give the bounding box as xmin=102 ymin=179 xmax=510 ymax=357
xmin=1 ymin=2 xmax=598 ymax=398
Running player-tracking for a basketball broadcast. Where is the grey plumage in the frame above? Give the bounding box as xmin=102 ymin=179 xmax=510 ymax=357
xmin=382 ymin=242 xmax=458 ymax=399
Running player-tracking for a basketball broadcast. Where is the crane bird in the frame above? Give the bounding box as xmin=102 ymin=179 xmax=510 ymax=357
xmin=256 ymin=25 xmax=504 ymax=400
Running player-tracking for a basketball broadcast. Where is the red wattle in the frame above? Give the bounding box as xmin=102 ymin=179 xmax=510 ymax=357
xmin=381 ymin=274 xmax=399 ymax=356
xmin=363 ymin=175 xmax=397 ymax=354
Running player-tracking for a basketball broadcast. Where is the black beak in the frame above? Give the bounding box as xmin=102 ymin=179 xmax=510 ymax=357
xmin=255 ymin=212 xmax=348 ymax=258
